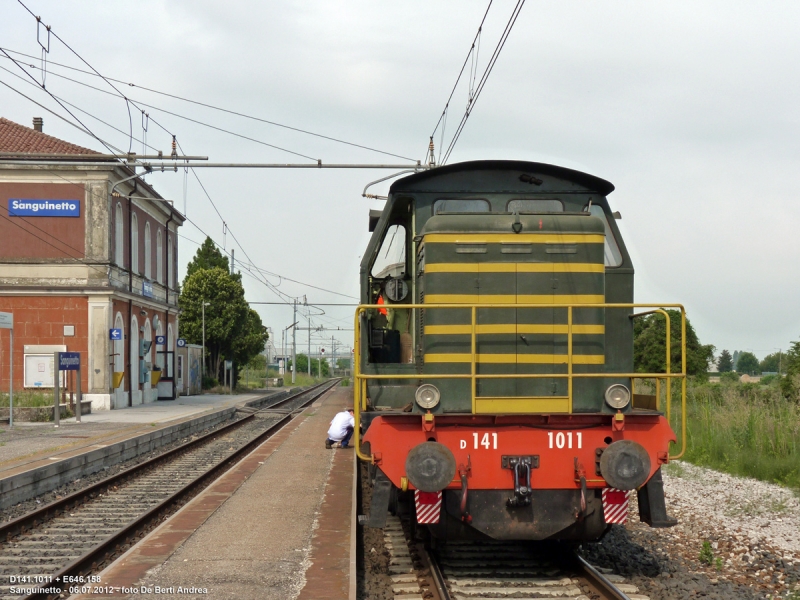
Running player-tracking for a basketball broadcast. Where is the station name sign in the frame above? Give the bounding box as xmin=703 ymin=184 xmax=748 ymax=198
xmin=8 ymin=199 xmax=81 ymax=217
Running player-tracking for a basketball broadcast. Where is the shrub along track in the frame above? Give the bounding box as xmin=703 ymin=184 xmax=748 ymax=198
xmin=0 ymin=379 xmax=340 ymax=600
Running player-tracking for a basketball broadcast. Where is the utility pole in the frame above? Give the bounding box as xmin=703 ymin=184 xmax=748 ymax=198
xmin=292 ymin=299 xmax=297 ymax=384
xmin=332 ymin=335 xmax=335 ymax=376
xmin=230 ymin=248 xmax=235 ymax=275
xmin=307 ymin=313 xmax=312 ymax=376
xmin=202 ymin=301 xmax=210 ymax=383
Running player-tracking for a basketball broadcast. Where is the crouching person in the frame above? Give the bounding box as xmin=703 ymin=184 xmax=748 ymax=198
xmin=325 ymin=408 xmax=354 ymax=449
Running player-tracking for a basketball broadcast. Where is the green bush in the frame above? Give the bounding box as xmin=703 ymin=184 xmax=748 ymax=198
xmin=681 ymin=378 xmax=800 ymax=490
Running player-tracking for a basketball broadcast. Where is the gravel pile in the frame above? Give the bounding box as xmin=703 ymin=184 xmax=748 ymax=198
xmin=581 ymin=462 xmax=800 ymax=600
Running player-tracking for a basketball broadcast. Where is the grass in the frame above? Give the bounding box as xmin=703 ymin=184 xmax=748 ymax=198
xmin=0 ymin=390 xmax=60 ymax=408
xmin=672 ymin=377 xmax=800 ymax=490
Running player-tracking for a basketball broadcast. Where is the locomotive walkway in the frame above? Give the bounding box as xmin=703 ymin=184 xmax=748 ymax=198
xmin=71 ymin=385 xmax=356 ymax=599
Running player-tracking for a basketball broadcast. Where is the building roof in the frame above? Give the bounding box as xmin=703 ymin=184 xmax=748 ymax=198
xmin=0 ymin=117 xmax=100 ymax=155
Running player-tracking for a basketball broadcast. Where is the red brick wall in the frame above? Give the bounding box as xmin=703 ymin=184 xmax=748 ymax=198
xmin=0 ymin=296 xmax=89 ymax=391
xmin=0 ymin=182 xmax=86 ymax=260
xmin=114 ymin=203 xmax=177 ymax=286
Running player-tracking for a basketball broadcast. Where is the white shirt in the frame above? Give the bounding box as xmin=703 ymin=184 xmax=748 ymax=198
xmin=328 ymin=411 xmax=355 ymax=441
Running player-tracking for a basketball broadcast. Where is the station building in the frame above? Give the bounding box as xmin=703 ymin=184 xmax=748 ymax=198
xmin=0 ymin=117 xmax=184 ymax=410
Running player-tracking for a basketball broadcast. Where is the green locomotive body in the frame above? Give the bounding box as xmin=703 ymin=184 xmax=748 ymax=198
xmin=356 ymin=160 xmax=681 ymax=541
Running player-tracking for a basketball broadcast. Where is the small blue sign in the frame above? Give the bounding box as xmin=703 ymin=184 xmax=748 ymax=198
xmin=109 ymin=328 xmax=122 ymax=340
xmin=58 ymin=351 xmax=81 ymax=371
xmin=9 ymin=199 xmax=80 ymax=217
xmin=143 ymin=281 xmax=154 ymax=298
xmin=177 ymin=338 xmax=187 ymax=348
xmin=155 ymin=335 xmax=166 ymax=345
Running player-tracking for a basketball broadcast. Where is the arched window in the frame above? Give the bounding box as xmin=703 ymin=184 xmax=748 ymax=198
xmin=144 ymin=222 xmax=152 ymax=279
xmin=115 ymin=202 xmax=124 ymax=266
xmin=167 ymin=234 xmax=174 ymax=288
xmin=156 ymin=229 xmax=163 ymax=284
xmin=131 ymin=213 xmax=139 ymax=274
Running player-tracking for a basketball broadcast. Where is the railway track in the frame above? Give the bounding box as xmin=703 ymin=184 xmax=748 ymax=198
xmin=382 ymin=514 xmax=647 ymax=600
xmin=0 ymin=380 xmax=339 ymax=600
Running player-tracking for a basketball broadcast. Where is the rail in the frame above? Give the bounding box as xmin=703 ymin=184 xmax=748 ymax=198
xmin=353 ymin=303 xmax=687 ymax=462
xmin=0 ymin=380 xmax=339 ymax=599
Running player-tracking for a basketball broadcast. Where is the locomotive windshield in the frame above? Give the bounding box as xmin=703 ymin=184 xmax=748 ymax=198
xmin=433 ymin=198 xmax=490 ymax=215
xmin=507 ymin=199 xmax=564 ymax=213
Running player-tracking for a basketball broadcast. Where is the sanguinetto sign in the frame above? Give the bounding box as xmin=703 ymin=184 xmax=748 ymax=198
xmin=8 ymin=199 xmax=80 ymax=217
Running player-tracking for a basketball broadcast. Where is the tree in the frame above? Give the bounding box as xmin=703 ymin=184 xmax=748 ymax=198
xmin=736 ymin=352 xmax=759 ymax=375
xmin=717 ymin=349 xmax=733 ymax=373
xmin=780 ymin=340 xmax=800 ymax=400
xmin=336 ymin=357 xmax=350 ymax=370
xmin=232 ymin=308 xmax=269 ymax=376
xmin=292 ymin=353 xmax=309 ymax=374
xmin=633 ymin=309 xmax=714 ymax=376
xmin=185 ymin=237 xmax=229 ymax=281
xmin=733 ymin=350 xmax=741 ymax=371
xmin=178 ymin=267 xmax=267 ymax=381
xmin=759 ymin=352 xmax=785 ymax=374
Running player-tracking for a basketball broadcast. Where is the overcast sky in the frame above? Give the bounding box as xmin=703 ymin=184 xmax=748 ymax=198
xmin=1 ymin=0 xmax=798 ymax=361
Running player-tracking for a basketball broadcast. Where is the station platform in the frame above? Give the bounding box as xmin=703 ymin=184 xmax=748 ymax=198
xmin=0 ymin=392 xmax=273 ymax=475
xmin=74 ymin=384 xmax=355 ymax=599
xmin=0 ymin=390 xmax=288 ymax=510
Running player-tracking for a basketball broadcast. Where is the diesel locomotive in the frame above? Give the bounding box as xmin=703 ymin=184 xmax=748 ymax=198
xmin=354 ymin=160 xmax=685 ymax=541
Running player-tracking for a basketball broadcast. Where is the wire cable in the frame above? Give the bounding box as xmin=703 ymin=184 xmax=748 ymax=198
xmin=0 ymin=63 xmax=158 ymax=152
xmin=0 ymin=46 xmax=415 ymax=161
xmin=16 ymin=0 xmax=134 ymax=152
xmin=427 ymin=0 xmax=493 ymax=160
xmin=441 ymin=0 xmax=526 ymax=164
xmin=0 ymin=76 xmax=126 ymax=154
xmin=0 ymin=48 xmax=119 ymax=156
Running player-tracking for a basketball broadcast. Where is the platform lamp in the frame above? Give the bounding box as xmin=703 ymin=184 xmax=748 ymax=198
xmin=202 ymin=301 xmax=211 ymax=382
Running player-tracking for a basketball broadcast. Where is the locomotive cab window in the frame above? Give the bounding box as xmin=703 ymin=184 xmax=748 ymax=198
xmin=371 ymin=224 xmax=407 ymax=278
xmin=368 ymin=223 xmax=412 ymax=364
xmin=433 ymin=198 xmax=490 ymax=215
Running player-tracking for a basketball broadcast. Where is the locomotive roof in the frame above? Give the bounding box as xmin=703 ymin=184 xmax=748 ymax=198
xmin=389 ymin=160 xmax=615 ymax=196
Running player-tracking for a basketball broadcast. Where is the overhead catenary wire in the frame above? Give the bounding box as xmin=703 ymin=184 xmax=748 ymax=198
xmin=441 ymin=0 xmax=526 ymax=165
xmin=0 ymin=63 xmax=159 ymax=153
xmin=0 ymin=46 xmax=415 ymax=162
xmin=427 ymin=0 xmax=494 ymax=162
xmin=17 ymin=0 xmax=134 ymax=152
xmin=0 ymin=47 xmax=120 ymax=157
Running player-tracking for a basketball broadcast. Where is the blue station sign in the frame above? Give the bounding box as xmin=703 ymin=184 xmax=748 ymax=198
xmin=109 ymin=328 xmax=122 ymax=340
xmin=155 ymin=335 xmax=166 ymax=345
xmin=8 ymin=199 xmax=81 ymax=217
xmin=57 ymin=351 xmax=81 ymax=371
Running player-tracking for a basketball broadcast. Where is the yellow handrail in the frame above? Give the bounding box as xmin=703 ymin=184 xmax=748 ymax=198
xmin=353 ymin=303 xmax=687 ymax=462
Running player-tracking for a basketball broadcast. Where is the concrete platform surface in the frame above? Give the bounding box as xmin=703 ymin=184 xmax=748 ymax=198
xmin=77 ymin=385 xmax=355 ymax=600
xmin=0 ymin=392 xmax=272 ymax=476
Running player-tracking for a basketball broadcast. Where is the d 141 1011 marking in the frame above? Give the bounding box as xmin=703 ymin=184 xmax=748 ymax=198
xmin=457 ymin=431 xmax=583 ymax=451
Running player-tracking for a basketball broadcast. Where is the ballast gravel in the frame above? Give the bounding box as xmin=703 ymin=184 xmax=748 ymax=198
xmin=581 ymin=461 xmax=800 ymax=600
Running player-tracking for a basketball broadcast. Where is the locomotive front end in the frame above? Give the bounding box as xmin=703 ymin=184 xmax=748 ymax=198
xmin=356 ymin=161 xmax=683 ymax=542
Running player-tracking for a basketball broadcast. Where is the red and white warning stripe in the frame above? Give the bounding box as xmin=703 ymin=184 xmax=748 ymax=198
xmin=602 ymin=488 xmax=632 ymax=524
xmin=414 ymin=490 xmax=442 ymax=524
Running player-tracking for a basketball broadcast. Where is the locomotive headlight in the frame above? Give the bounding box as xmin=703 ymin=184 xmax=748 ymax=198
xmin=604 ymin=384 xmax=631 ymax=410
xmin=415 ymin=384 xmax=441 ymax=409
